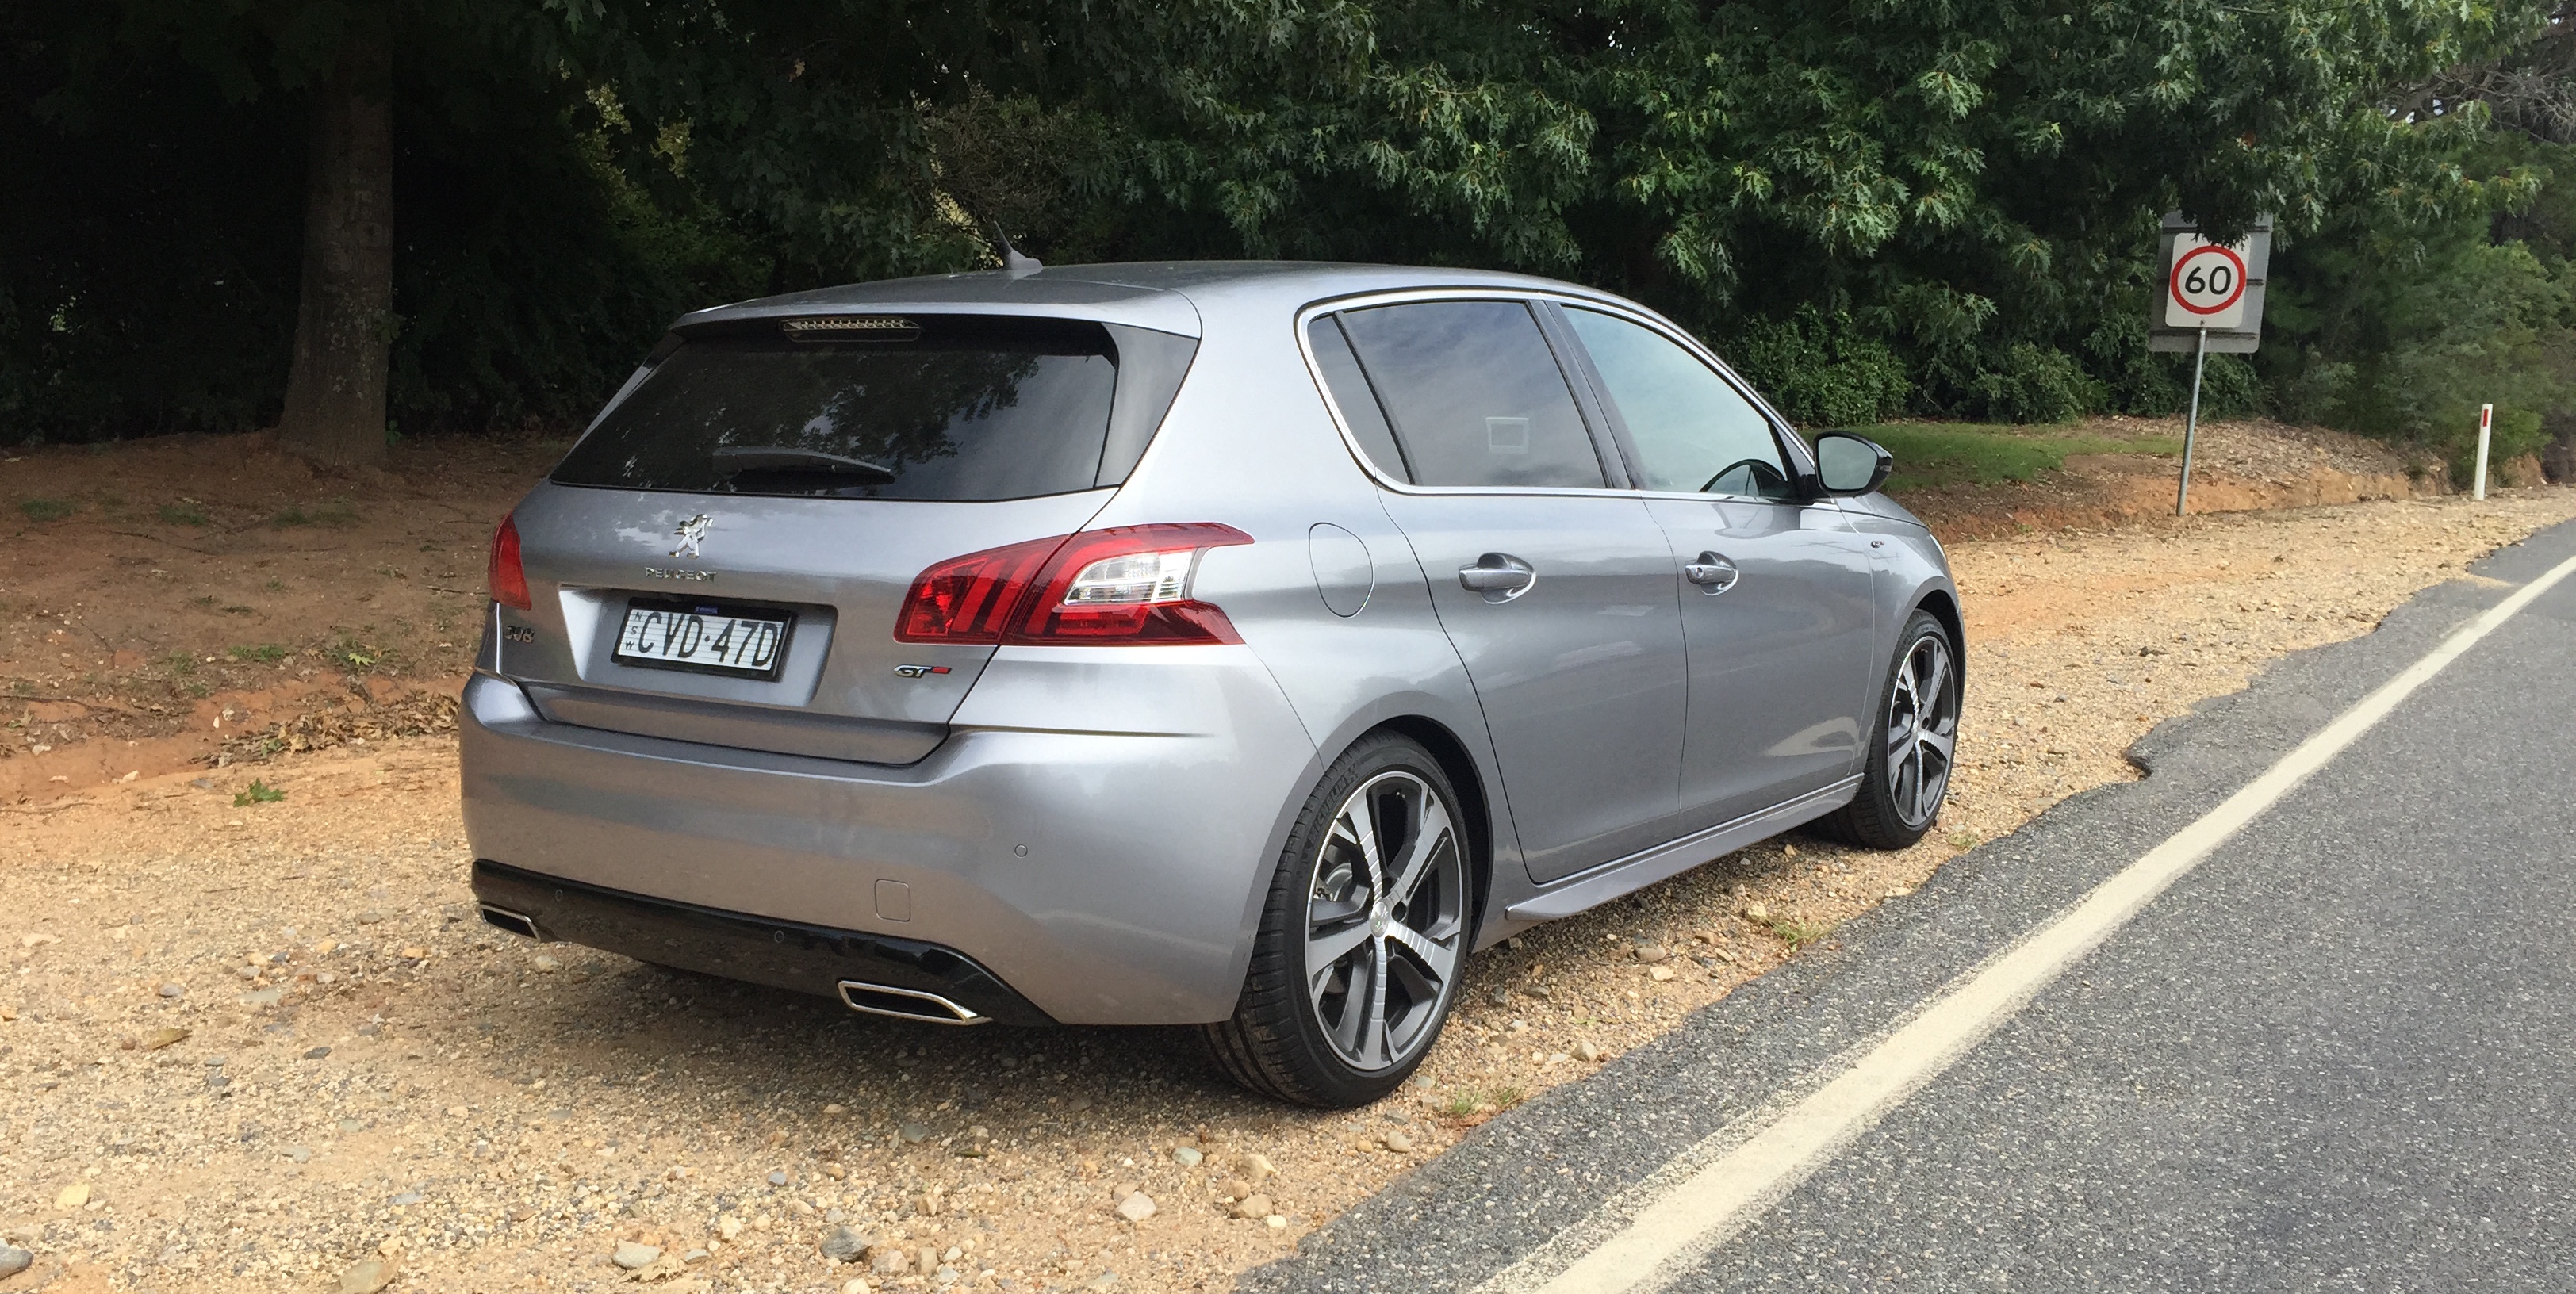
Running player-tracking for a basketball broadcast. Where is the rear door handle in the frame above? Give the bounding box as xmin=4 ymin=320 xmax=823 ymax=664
xmin=1459 ymin=553 xmax=1537 ymax=602
xmin=1685 ymin=551 xmax=1739 ymax=594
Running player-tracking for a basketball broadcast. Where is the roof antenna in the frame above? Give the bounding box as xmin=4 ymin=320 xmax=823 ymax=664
xmin=994 ymin=224 xmax=1042 ymax=274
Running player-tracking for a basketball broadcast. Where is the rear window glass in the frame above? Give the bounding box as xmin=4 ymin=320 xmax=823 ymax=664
xmin=553 ymin=316 xmax=1123 ymax=501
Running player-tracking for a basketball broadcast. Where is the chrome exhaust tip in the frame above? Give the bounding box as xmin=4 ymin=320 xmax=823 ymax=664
xmin=478 ymin=905 xmax=545 ymax=941
xmin=837 ymin=980 xmax=989 ymax=1025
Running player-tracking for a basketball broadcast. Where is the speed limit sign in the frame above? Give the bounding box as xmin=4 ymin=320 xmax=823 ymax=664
xmin=2165 ymin=234 xmax=2250 ymax=329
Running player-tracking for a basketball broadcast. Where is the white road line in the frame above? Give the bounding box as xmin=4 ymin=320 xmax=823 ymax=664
xmin=1486 ymin=549 xmax=2576 ymax=1294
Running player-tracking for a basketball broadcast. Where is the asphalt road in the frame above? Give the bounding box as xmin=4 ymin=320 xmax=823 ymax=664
xmin=1247 ymin=515 xmax=2576 ymax=1294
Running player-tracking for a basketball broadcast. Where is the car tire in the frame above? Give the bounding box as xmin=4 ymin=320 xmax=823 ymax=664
xmin=1815 ymin=608 xmax=1961 ymax=850
xmin=1203 ymin=732 xmax=1474 ymax=1108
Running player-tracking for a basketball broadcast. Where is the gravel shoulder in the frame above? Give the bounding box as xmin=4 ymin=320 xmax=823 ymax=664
xmin=5 ymin=478 xmax=2574 ymax=1294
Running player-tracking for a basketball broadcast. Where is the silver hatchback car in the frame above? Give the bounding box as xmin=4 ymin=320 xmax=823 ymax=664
xmin=463 ymin=262 xmax=1961 ymax=1107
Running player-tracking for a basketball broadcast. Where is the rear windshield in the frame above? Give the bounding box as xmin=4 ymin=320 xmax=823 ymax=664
xmin=553 ymin=316 xmax=1136 ymax=501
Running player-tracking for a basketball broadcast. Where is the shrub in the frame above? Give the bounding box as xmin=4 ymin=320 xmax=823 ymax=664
xmin=1731 ymin=308 xmax=1911 ymax=427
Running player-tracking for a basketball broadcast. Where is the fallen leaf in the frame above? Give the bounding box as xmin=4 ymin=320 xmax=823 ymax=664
xmin=142 ymin=1027 xmax=191 ymax=1051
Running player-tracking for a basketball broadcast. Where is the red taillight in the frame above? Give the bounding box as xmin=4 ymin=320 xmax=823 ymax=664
xmin=895 ymin=533 xmax=1063 ymax=644
xmin=488 ymin=515 xmax=531 ymax=611
xmin=895 ymin=523 xmax=1252 ymax=645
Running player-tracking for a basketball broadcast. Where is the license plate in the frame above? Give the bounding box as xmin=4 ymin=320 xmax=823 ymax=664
xmin=613 ymin=599 xmax=794 ymax=680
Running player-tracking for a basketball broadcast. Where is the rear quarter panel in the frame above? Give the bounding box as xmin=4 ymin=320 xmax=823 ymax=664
xmin=1098 ymin=281 xmax=1531 ymax=961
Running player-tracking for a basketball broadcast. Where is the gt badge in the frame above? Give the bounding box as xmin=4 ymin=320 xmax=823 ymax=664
xmin=894 ymin=664 xmax=953 ymax=679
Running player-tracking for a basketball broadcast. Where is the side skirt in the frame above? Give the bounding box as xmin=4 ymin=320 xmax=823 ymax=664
xmin=1503 ymin=776 xmax=1861 ymax=923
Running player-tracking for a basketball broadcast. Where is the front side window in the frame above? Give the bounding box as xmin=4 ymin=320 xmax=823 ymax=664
xmin=1332 ymin=301 xmax=1606 ymax=489
xmin=1563 ymin=308 xmax=1792 ymax=499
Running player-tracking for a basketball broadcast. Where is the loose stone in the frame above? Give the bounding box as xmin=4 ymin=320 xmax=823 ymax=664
xmin=1233 ymin=1193 xmax=1273 ymax=1220
xmin=1115 ymin=1191 xmax=1156 ymax=1222
xmin=0 ymin=1246 xmax=29 ymax=1278
xmin=336 ymin=1257 xmax=396 ymax=1294
xmin=819 ymin=1224 xmax=868 ymax=1262
xmin=611 ymin=1241 xmax=661 ymax=1270
xmin=1172 ymin=1147 xmax=1202 ymax=1167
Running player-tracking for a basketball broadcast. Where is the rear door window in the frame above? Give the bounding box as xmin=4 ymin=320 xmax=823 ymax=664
xmin=1332 ymin=301 xmax=1606 ymax=489
xmin=553 ymin=316 xmax=1181 ymax=501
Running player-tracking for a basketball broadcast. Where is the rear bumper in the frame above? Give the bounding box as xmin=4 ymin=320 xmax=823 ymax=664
xmin=457 ymin=645 xmax=1317 ymax=1025
xmin=471 ymin=859 xmax=1054 ymax=1024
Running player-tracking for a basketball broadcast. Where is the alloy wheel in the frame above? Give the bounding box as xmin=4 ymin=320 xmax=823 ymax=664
xmin=1884 ymin=631 xmax=1957 ymax=828
xmin=1303 ymin=769 xmax=1466 ymax=1071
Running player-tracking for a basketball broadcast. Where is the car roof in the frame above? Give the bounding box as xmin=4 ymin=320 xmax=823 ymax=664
xmin=673 ymin=261 xmax=1628 ymax=339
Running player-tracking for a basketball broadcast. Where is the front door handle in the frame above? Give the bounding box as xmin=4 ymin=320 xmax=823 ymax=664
xmin=1458 ymin=553 xmax=1537 ymax=603
xmin=1685 ymin=551 xmax=1739 ymax=595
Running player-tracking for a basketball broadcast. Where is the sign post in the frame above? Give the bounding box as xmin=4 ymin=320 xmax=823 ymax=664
xmin=2474 ymin=403 xmax=2494 ymax=500
xmin=2150 ymin=214 xmax=2271 ymax=515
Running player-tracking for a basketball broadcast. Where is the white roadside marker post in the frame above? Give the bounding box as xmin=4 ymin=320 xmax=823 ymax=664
xmin=2177 ymin=326 xmax=2206 ymax=517
xmin=2474 ymin=403 xmax=2494 ymax=501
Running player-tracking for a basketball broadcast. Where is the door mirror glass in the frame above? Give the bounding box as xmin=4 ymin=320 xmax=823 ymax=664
xmin=1812 ymin=432 xmax=1893 ymax=496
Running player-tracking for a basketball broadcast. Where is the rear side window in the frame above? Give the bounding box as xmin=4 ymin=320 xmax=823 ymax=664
xmin=1305 ymin=316 xmax=1412 ymax=482
xmin=553 ymin=316 xmax=1189 ymax=501
xmin=1332 ymin=301 xmax=1605 ymax=489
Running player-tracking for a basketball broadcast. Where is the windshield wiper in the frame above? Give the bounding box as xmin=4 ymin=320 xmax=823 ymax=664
xmin=712 ymin=446 xmax=896 ymax=482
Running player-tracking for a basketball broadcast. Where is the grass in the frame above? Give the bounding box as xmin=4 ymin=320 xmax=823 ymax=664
xmin=330 ymin=636 xmax=381 ymax=670
xmin=1441 ymin=1086 xmax=1528 ymax=1119
xmin=1821 ymin=422 xmax=2184 ymax=494
xmin=18 ymin=498 xmax=74 ymax=522
xmin=1768 ymin=917 xmax=1835 ymax=951
xmin=227 ymin=643 xmax=288 ymax=663
xmin=158 ymin=502 xmax=210 ymax=526
xmin=233 ymin=779 xmax=285 ymax=806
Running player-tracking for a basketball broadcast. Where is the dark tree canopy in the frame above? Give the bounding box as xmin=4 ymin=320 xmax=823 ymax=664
xmin=5 ymin=0 xmax=2574 ymax=474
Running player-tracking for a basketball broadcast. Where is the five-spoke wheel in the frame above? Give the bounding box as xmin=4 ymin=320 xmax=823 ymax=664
xmin=1817 ymin=609 xmax=1961 ymax=849
xmin=1206 ymin=734 xmax=1470 ymax=1106
xmin=1304 ymin=769 xmax=1466 ymax=1071
xmin=1883 ymin=630 xmax=1957 ymax=829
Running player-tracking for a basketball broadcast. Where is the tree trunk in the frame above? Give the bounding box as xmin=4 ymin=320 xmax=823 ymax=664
xmin=275 ymin=34 xmax=393 ymax=467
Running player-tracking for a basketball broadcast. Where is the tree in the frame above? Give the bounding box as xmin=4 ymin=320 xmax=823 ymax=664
xmin=274 ymin=22 xmax=393 ymax=465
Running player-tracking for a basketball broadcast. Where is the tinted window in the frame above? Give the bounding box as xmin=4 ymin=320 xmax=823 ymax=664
xmin=554 ymin=316 xmax=1119 ymax=501
xmin=1306 ymin=317 xmax=1411 ymax=481
xmin=1336 ymin=301 xmax=1604 ymax=488
xmin=1565 ymin=308 xmax=1792 ymax=499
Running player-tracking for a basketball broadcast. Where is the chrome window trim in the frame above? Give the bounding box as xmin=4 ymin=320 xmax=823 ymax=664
xmin=1294 ymin=287 xmax=1835 ymax=507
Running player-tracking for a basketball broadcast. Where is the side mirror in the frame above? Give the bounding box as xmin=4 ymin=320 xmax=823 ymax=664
xmin=1811 ymin=432 xmax=1893 ymax=496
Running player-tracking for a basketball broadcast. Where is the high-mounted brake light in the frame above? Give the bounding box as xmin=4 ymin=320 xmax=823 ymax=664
xmin=488 ymin=515 xmax=531 ymax=611
xmin=896 ymin=523 xmax=1252 ymax=645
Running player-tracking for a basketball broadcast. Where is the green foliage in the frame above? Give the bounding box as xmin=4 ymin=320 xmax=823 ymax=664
xmin=157 ymin=502 xmax=209 ymax=526
xmin=227 ymin=644 xmax=288 ymax=663
xmin=1731 ymin=310 xmax=1909 ymax=427
xmin=17 ymin=498 xmax=73 ymax=521
xmin=4 ymin=0 xmax=2573 ymax=469
xmin=233 ymin=779 xmax=285 ymax=806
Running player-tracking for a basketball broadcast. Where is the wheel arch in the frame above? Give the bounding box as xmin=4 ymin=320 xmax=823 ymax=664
xmin=1913 ymin=585 xmax=1965 ymax=691
xmin=1370 ymin=714 xmax=1497 ymax=939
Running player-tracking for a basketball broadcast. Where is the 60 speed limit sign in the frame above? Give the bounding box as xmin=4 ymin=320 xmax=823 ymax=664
xmin=2165 ymin=233 xmax=2250 ymax=329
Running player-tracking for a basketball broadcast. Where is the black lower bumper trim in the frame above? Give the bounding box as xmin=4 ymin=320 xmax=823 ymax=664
xmin=470 ymin=859 xmax=1056 ymax=1026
